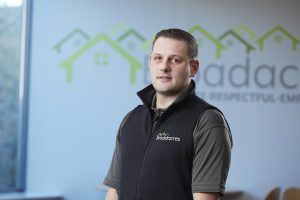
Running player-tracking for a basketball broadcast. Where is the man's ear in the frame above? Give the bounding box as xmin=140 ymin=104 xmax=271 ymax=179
xmin=190 ymin=60 xmax=199 ymax=77
xmin=148 ymin=55 xmax=151 ymax=69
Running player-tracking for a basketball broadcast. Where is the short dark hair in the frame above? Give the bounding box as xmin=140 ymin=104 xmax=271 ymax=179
xmin=152 ymin=28 xmax=198 ymax=59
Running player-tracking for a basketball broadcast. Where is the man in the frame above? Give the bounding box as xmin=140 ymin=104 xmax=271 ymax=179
xmin=103 ymin=28 xmax=232 ymax=200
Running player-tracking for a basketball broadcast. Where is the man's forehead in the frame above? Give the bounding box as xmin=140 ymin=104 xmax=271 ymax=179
xmin=152 ymin=37 xmax=188 ymax=55
xmin=153 ymin=37 xmax=186 ymax=46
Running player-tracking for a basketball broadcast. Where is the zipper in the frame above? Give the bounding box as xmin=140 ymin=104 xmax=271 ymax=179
xmin=134 ymin=110 xmax=161 ymax=200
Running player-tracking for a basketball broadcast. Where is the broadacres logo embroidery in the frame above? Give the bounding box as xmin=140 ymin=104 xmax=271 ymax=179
xmin=53 ymin=24 xmax=300 ymax=104
xmin=156 ymin=132 xmax=181 ymax=142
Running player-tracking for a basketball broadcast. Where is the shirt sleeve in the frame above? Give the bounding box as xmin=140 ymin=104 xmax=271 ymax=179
xmin=103 ymin=112 xmax=132 ymax=190
xmin=191 ymin=108 xmax=232 ymax=196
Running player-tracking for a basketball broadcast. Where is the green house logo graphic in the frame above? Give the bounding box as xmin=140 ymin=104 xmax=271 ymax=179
xmin=117 ymin=28 xmax=146 ymax=50
xmin=142 ymin=35 xmax=155 ymax=54
xmin=59 ymin=33 xmax=142 ymax=84
xmin=189 ymin=25 xmax=225 ymax=59
xmin=53 ymin=24 xmax=299 ymax=84
xmin=53 ymin=28 xmax=90 ymax=54
xmin=257 ymin=25 xmax=300 ymax=51
xmin=219 ymin=30 xmax=255 ymax=54
xmin=234 ymin=24 xmax=257 ymax=42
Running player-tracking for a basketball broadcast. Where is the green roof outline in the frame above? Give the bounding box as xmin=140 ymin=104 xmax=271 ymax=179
xmin=219 ymin=30 xmax=255 ymax=54
xmin=59 ymin=33 xmax=142 ymax=84
xmin=188 ymin=25 xmax=225 ymax=59
xmin=257 ymin=25 xmax=300 ymax=51
xmin=233 ymin=24 xmax=257 ymax=41
xmin=142 ymin=35 xmax=155 ymax=54
xmin=53 ymin=28 xmax=90 ymax=54
xmin=117 ymin=28 xmax=146 ymax=42
xmin=108 ymin=23 xmax=129 ymax=36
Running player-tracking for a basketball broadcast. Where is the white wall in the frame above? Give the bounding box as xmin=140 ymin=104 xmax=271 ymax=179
xmin=26 ymin=0 xmax=300 ymax=199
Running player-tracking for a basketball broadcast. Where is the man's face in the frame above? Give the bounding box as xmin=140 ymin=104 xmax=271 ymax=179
xmin=149 ymin=37 xmax=198 ymax=97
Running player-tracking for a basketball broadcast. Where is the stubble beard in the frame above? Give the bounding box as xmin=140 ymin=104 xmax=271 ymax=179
xmin=154 ymin=82 xmax=190 ymax=99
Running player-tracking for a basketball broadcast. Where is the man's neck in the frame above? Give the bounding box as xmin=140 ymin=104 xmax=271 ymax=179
xmin=155 ymin=84 xmax=191 ymax=109
xmin=155 ymin=95 xmax=177 ymax=109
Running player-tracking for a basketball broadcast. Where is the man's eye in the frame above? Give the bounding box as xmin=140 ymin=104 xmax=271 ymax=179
xmin=153 ymin=56 xmax=162 ymax=61
xmin=169 ymin=58 xmax=181 ymax=64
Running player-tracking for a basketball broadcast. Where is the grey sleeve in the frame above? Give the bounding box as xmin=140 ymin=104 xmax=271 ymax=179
xmin=103 ymin=112 xmax=131 ymax=190
xmin=191 ymin=109 xmax=232 ymax=196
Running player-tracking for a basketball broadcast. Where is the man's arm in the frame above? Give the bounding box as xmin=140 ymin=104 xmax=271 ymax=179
xmin=105 ymin=188 xmax=118 ymax=200
xmin=192 ymin=109 xmax=232 ymax=196
xmin=103 ymin=112 xmax=133 ymax=200
xmin=193 ymin=192 xmax=219 ymax=200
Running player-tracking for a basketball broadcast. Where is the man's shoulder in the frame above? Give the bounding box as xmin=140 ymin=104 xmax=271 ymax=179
xmin=202 ymin=108 xmax=225 ymax=122
xmin=197 ymin=108 xmax=230 ymax=132
xmin=193 ymin=108 xmax=232 ymax=148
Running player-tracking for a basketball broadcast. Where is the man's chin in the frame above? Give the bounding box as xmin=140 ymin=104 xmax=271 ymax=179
xmin=155 ymin=89 xmax=181 ymax=97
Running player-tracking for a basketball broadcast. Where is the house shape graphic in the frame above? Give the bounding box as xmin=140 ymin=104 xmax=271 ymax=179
xmin=219 ymin=30 xmax=255 ymax=55
xmin=59 ymin=33 xmax=142 ymax=84
xmin=108 ymin=23 xmax=129 ymax=36
xmin=188 ymin=25 xmax=225 ymax=59
xmin=53 ymin=28 xmax=90 ymax=54
xmin=257 ymin=25 xmax=300 ymax=51
xmin=233 ymin=24 xmax=258 ymax=48
xmin=234 ymin=24 xmax=257 ymax=41
xmin=117 ymin=28 xmax=146 ymax=59
xmin=117 ymin=28 xmax=146 ymax=50
xmin=142 ymin=36 xmax=155 ymax=54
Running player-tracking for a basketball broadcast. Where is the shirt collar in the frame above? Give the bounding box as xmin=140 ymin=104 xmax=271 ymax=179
xmin=137 ymin=80 xmax=196 ymax=108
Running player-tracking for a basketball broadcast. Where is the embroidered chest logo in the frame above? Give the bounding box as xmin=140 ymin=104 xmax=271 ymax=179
xmin=155 ymin=132 xmax=181 ymax=142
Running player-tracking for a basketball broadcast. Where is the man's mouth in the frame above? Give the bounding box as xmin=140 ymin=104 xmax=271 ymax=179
xmin=157 ymin=76 xmax=172 ymax=81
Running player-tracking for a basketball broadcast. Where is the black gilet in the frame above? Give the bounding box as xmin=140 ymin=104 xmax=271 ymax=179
xmin=119 ymin=82 xmax=214 ymax=200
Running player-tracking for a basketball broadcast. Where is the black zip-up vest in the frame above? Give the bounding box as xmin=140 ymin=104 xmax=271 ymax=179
xmin=119 ymin=83 xmax=214 ymax=200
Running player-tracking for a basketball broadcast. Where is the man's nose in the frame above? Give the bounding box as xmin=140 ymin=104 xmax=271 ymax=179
xmin=159 ymin=59 xmax=170 ymax=72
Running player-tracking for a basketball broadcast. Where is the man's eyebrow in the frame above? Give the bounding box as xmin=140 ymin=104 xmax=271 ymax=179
xmin=152 ymin=53 xmax=181 ymax=56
